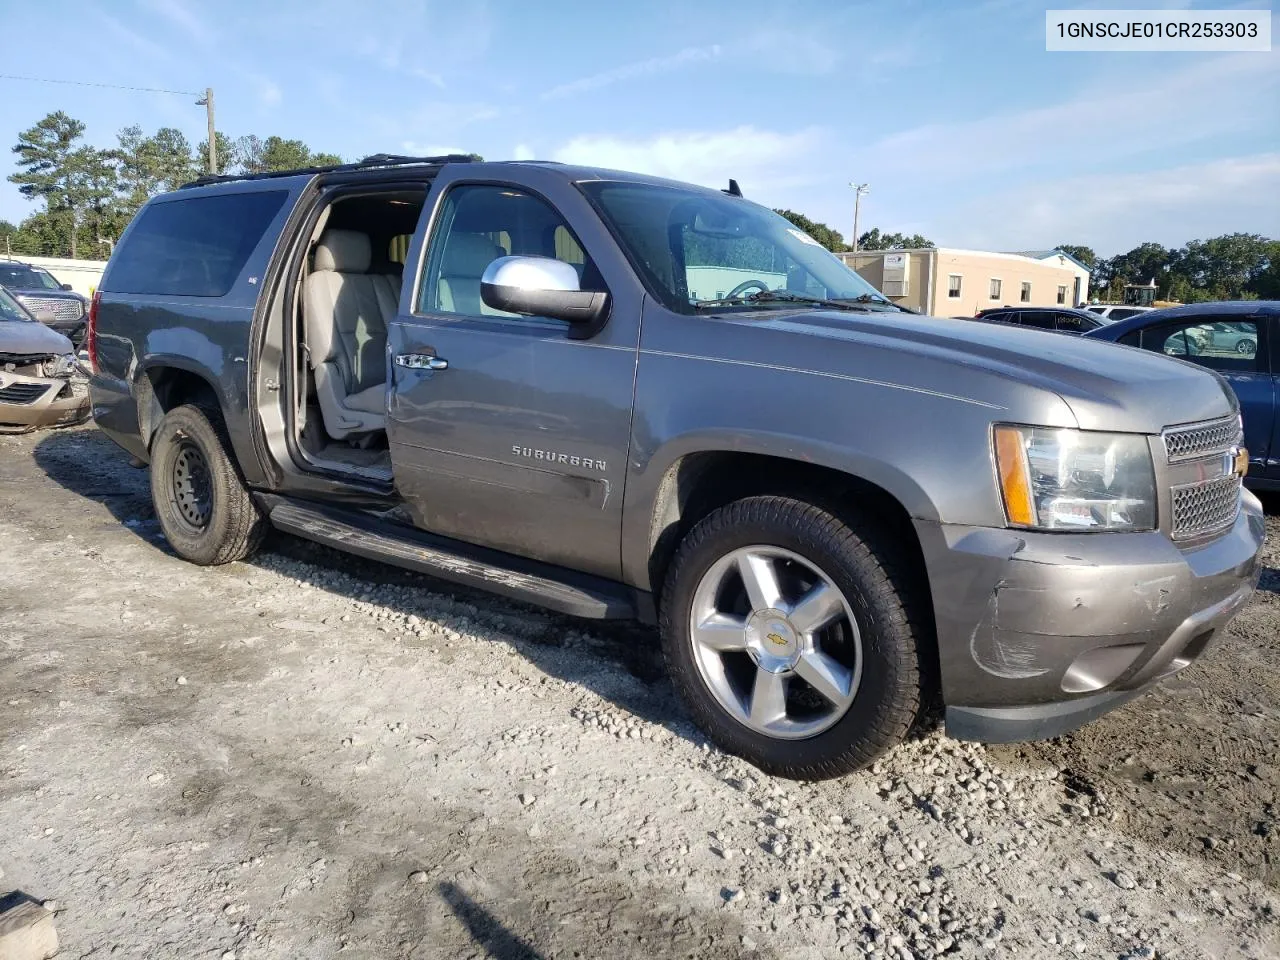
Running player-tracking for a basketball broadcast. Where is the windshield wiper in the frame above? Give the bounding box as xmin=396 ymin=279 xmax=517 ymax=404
xmin=832 ymin=293 xmax=914 ymax=313
xmin=692 ymin=290 xmax=873 ymax=312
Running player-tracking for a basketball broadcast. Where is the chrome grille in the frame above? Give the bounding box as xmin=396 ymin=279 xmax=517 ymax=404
xmin=1163 ymin=416 xmax=1239 ymax=462
xmin=18 ymin=296 xmax=84 ymax=324
xmin=0 ymin=381 xmax=52 ymax=405
xmin=1171 ymin=474 xmax=1240 ymax=541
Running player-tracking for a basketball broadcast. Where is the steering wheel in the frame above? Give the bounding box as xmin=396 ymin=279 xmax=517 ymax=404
xmin=725 ymin=279 xmax=769 ymax=299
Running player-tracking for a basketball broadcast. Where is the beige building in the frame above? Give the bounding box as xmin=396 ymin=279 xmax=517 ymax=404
xmin=837 ymin=248 xmax=1090 ymax=317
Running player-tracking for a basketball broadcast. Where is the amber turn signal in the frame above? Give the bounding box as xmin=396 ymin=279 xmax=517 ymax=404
xmin=994 ymin=426 xmax=1036 ymax=527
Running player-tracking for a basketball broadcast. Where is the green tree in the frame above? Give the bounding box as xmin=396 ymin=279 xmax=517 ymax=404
xmin=1179 ymin=233 xmax=1272 ymax=300
xmin=194 ymin=131 xmax=235 ymax=176
xmin=1054 ymin=244 xmax=1097 ymax=269
xmin=857 ymin=228 xmax=933 ymax=250
xmin=772 ymin=209 xmax=848 ymax=252
xmin=8 ymin=111 xmax=117 ymax=258
xmin=116 ymin=125 xmax=199 ymax=209
xmin=235 ymin=135 xmax=342 ymax=174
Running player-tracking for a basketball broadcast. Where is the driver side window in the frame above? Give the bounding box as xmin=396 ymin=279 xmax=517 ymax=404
xmin=418 ymin=184 xmax=601 ymax=322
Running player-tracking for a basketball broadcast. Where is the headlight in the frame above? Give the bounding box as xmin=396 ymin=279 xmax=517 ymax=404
xmin=993 ymin=425 xmax=1156 ymax=532
xmin=41 ymin=354 xmax=76 ymax=378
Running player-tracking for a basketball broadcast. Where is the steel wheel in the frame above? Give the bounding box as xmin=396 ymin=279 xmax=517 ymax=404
xmin=688 ymin=545 xmax=862 ymax=739
xmin=171 ymin=438 xmax=213 ymax=533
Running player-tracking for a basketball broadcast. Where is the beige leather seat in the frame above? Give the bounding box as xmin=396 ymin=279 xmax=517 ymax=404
xmin=437 ymin=234 xmax=504 ymax=314
xmin=303 ymin=229 xmax=399 ymax=439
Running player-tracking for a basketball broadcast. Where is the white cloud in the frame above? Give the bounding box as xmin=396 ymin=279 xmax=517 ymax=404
xmin=937 ymin=154 xmax=1280 ymax=254
xmin=512 ymin=143 xmax=535 ymax=161
xmin=851 ymin=55 xmax=1278 ymax=183
xmin=543 ymin=45 xmax=723 ymax=99
xmin=551 ymin=126 xmax=826 ymax=192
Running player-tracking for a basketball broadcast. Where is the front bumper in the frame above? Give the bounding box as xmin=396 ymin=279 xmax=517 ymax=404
xmin=0 ymin=369 xmax=91 ymax=431
xmin=916 ymin=490 xmax=1266 ymax=743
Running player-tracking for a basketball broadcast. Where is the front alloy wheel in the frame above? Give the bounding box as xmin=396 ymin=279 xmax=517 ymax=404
xmin=689 ymin=546 xmax=861 ymax=739
xmin=660 ymin=496 xmax=927 ymax=780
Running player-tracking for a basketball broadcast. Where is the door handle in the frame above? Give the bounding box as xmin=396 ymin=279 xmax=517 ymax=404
xmin=395 ymin=353 xmax=448 ymax=370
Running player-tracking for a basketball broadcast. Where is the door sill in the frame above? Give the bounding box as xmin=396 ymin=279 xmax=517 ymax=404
xmin=260 ymin=495 xmax=637 ymax=620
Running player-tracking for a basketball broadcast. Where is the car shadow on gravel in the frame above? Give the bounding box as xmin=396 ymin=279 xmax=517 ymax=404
xmin=32 ymin=427 xmax=161 ymax=544
xmin=250 ymin=531 xmax=700 ymax=741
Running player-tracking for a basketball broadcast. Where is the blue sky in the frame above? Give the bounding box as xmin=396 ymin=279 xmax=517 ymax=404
xmin=0 ymin=0 xmax=1276 ymax=256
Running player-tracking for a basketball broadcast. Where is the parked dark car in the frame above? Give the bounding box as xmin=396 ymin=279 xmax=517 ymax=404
xmin=0 ymin=260 xmax=89 ymax=344
xmin=972 ymin=305 xmax=1108 ymax=334
xmin=1085 ymin=301 xmax=1279 ymax=491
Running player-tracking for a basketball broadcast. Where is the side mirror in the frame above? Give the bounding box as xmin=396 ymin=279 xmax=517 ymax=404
xmin=60 ymin=283 xmax=74 ymax=291
xmin=480 ymin=256 xmax=609 ymax=338
xmin=34 ymin=308 xmax=57 ymax=325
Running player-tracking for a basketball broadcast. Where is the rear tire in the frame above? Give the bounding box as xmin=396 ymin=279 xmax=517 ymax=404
xmin=150 ymin=404 xmax=265 ymax=565
xmin=660 ymin=495 xmax=927 ymax=780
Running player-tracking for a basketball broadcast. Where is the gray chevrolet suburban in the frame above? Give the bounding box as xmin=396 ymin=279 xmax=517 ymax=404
xmin=87 ymin=154 xmax=1266 ymax=779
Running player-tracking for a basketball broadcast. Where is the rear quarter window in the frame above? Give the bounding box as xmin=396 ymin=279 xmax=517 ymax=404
xmin=107 ymin=190 xmax=288 ymax=297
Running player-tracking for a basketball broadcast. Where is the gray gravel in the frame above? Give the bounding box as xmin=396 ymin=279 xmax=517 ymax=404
xmin=1 ymin=425 xmax=1278 ymax=959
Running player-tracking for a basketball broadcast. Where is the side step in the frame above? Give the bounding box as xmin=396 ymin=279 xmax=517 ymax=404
xmin=263 ymin=496 xmax=636 ymax=620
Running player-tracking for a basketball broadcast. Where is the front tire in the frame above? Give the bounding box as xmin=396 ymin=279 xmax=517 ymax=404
xmin=150 ymin=404 xmax=265 ymax=565
xmin=660 ymin=496 xmax=927 ymax=780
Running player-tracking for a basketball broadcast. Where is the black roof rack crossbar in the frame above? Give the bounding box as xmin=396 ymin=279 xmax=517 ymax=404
xmin=181 ymin=152 xmax=480 ymax=188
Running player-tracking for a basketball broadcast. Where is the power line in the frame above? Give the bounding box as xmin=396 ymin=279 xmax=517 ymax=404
xmin=0 ymin=74 xmax=199 ymax=97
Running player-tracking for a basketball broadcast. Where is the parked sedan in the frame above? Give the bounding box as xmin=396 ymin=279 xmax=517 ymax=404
xmin=0 ymin=286 xmax=90 ymax=432
xmin=1085 ymin=301 xmax=1279 ymax=490
xmin=972 ymin=305 xmax=1108 ymax=334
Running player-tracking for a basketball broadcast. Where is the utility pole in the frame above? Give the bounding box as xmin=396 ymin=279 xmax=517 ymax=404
xmin=196 ymin=87 xmax=216 ymax=173
xmin=849 ymin=182 xmax=870 ymax=254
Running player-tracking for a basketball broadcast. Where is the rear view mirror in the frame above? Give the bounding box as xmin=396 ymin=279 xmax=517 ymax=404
xmin=60 ymin=283 xmax=74 ymax=291
xmin=481 ymin=256 xmax=609 ymax=338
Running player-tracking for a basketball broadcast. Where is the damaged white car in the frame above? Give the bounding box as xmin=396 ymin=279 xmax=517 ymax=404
xmin=0 ymin=286 xmax=90 ymax=433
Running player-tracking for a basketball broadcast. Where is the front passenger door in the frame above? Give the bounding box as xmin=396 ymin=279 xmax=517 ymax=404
xmin=384 ymin=180 xmax=640 ymax=579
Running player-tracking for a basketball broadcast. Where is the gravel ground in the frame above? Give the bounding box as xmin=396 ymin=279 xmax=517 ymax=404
xmin=1 ymin=424 xmax=1278 ymax=960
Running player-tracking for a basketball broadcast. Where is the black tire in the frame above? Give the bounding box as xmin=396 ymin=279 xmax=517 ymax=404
xmin=149 ymin=403 xmax=265 ymax=565
xmin=660 ymin=496 xmax=927 ymax=780
xmin=1236 ymin=339 xmax=1256 ymax=356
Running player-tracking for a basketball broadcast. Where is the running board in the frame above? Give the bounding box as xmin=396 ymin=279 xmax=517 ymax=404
xmin=263 ymin=497 xmax=636 ymax=620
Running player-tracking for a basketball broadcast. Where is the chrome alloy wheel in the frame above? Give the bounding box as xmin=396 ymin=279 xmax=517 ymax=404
xmin=688 ymin=546 xmax=862 ymax=739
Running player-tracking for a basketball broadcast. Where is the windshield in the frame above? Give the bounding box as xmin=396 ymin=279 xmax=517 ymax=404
xmin=0 ymin=287 xmax=33 ymax=322
xmin=0 ymin=264 xmax=60 ymax=290
xmin=578 ymin=181 xmax=888 ymax=314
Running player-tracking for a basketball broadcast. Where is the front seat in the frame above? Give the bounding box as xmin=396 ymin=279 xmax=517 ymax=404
xmin=437 ymin=234 xmax=504 ymax=315
xmin=303 ymin=229 xmax=400 ymax=440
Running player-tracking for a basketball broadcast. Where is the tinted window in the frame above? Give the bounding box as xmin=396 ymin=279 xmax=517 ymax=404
xmin=107 ymin=190 xmax=288 ymax=297
xmin=1056 ymin=312 xmax=1093 ymax=333
xmin=1118 ymin=330 xmax=1143 ymax=347
xmin=1019 ymin=311 xmax=1057 ymax=330
xmin=1145 ymin=319 xmax=1261 ymax=372
xmin=1108 ymin=308 xmax=1141 ymax=321
xmin=419 ymin=184 xmax=601 ymax=321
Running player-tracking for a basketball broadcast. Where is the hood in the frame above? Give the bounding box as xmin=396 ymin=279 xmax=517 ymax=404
xmin=746 ymin=310 xmax=1235 ymax=434
xmin=11 ymin=287 xmax=88 ymax=303
xmin=0 ymin=318 xmax=75 ymax=357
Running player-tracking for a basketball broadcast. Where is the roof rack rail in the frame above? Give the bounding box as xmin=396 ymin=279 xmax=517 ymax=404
xmin=181 ymin=152 xmax=480 ymax=189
